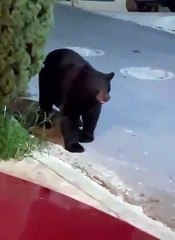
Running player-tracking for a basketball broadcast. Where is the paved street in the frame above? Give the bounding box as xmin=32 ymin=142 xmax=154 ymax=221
xmin=28 ymin=5 xmax=175 ymax=199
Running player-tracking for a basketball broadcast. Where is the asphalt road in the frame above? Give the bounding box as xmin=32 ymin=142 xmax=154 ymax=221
xmin=28 ymin=4 xmax=175 ymax=195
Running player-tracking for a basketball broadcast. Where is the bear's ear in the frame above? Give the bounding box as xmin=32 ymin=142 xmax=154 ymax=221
xmin=105 ymin=72 xmax=115 ymax=81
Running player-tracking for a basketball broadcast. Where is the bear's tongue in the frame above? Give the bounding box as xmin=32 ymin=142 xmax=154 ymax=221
xmin=99 ymin=100 xmax=106 ymax=104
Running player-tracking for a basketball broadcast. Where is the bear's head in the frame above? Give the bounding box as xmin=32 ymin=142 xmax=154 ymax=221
xmin=75 ymin=65 xmax=115 ymax=103
xmin=83 ymin=70 xmax=114 ymax=104
xmin=95 ymin=72 xmax=115 ymax=104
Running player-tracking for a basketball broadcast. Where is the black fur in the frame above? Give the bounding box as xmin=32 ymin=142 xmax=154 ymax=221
xmin=38 ymin=48 xmax=115 ymax=153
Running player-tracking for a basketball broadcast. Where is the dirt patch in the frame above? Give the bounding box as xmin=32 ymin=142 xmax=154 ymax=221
xmin=9 ymin=98 xmax=65 ymax=147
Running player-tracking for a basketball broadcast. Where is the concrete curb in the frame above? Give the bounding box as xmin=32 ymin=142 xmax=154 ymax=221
xmin=29 ymin=151 xmax=175 ymax=239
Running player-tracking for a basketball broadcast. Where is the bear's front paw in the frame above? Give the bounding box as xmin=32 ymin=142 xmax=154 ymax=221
xmin=66 ymin=142 xmax=85 ymax=153
xmin=79 ymin=132 xmax=94 ymax=143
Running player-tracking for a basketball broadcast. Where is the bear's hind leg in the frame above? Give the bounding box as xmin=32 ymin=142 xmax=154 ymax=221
xmin=79 ymin=103 xmax=102 ymax=143
xmin=38 ymin=67 xmax=55 ymax=128
xmin=37 ymin=90 xmax=54 ymax=127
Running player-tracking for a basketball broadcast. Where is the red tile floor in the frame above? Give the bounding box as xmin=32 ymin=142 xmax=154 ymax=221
xmin=0 ymin=173 xmax=158 ymax=240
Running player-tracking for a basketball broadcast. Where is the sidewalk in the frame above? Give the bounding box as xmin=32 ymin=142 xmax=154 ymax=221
xmin=59 ymin=1 xmax=175 ymax=34
xmin=94 ymin=12 xmax=175 ymax=34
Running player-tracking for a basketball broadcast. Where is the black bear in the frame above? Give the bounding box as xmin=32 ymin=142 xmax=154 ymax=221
xmin=38 ymin=48 xmax=115 ymax=153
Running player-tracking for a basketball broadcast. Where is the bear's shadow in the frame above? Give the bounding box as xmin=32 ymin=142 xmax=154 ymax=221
xmin=9 ymin=98 xmax=65 ymax=147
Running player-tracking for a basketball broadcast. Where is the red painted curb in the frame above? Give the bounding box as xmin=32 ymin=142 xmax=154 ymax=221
xmin=0 ymin=173 xmax=158 ymax=240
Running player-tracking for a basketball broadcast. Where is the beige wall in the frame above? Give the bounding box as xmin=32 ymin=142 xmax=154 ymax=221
xmin=71 ymin=0 xmax=129 ymax=11
xmin=71 ymin=0 xmax=139 ymax=12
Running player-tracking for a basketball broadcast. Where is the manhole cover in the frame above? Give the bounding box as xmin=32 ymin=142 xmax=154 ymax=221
xmin=65 ymin=46 xmax=105 ymax=57
xmin=120 ymin=67 xmax=175 ymax=81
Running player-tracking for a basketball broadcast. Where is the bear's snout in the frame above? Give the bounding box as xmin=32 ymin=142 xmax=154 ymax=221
xmin=96 ymin=90 xmax=111 ymax=104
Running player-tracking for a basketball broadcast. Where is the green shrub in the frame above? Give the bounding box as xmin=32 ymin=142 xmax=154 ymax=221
xmin=0 ymin=0 xmax=56 ymax=160
xmin=0 ymin=0 xmax=55 ymax=105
